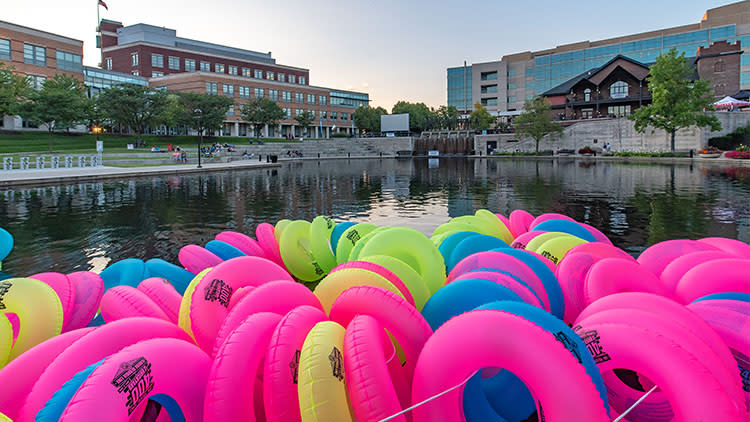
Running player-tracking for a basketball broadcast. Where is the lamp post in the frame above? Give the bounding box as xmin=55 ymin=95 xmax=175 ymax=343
xmin=92 ymin=125 xmax=103 ymax=166
xmin=194 ymin=108 xmax=202 ymax=168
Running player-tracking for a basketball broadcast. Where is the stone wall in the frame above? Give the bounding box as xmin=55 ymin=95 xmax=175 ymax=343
xmin=475 ymin=112 xmax=750 ymax=154
xmin=238 ymin=137 xmax=413 ymax=157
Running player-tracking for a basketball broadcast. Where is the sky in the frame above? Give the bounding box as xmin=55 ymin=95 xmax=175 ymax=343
xmin=2 ymin=0 xmax=741 ymax=109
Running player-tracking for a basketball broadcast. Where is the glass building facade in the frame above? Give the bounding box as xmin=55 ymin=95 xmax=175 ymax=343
xmin=447 ymin=65 xmax=472 ymax=111
xmin=329 ymin=90 xmax=369 ymax=108
xmin=84 ymin=66 xmax=149 ymax=97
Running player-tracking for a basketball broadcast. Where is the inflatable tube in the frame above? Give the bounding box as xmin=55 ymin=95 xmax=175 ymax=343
xmin=29 ymin=272 xmax=74 ymax=327
xmin=0 ymin=277 xmax=63 ymax=361
xmin=573 ymin=320 xmax=745 ymax=421
xmin=0 ymin=228 xmax=12 ymax=270
xmin=215 ymin=231 xmax=267 ymax=258
xmin=330 ymin=221 xmax=356 ymax=254
xmin=144 ymin=258 xmax=194 ymax=295
xmin=344 ymin=315 xmax=406 ymax=422
xmin=580 ymin=223 xmax=613 ymax=246
xmin=181 ymin=256 xmax=292 ymax=352
xmin=492 ymin=213 xmax=517 ymax=238
xmin=636 ymin=239 xmax=719 ymax=279
xmin=59 ymin=338 xmax=211 ymax=421
xmin=138 ymin=277 xmax=182 ymax=323
xmin=346 ymin=227 xmax=392 ymax=263
xmin=0 ymin=327 xmax=93 ymax=420
xmin=19 ymin=317 xmax=192 ymax=421
xmin=533 ymin=219 xmax=597 ymax=242
xmin=411 ymin=309 xmax=610 ymax=422
xmin=226 ymin=285 xmax=253 ymax=309
xmin=533 ymin=235 xmax=589 ymax=265
xmin=447 ymin=234 xmax=508 ymax=274
xmin=438 ymin=231 xmax=480 ymax=267
xmin=298 ymin=321 xmax=353 ymax=422
xmin=205 ymin=239 xmax=246 ymax=260
xmin=64 ymin=271 xmax=104 ymax=332
xmin=177 ymin=268 xmax=210 ymax=341
xmin=357 ymin=254 xmax=430 ymax=310
xmin=310 ymin=216 xmax=338 ymax=273
xmin=213 ymin=280 xmax=322 ymax=355
xmin=675 ymin=258 xmax=750 ymax=304
xmin=99 ymin=285 xmax=170 ymax=323
xmin=693 ymin=292 xmax=750 ymax=303
xmin=313 ymin=267 xmax=404 ymax=314
xmin=659 ymin=251 xmax=731 ymax=293
xmin=263 ymin=306 xmax=328 ymax=422
xmin=329 ymin=286 xmax=433 ymax=383
xmin=557 ymin=251 xmax=617 ymax=324
xmin=256 ymin=222 xmax=284 ymax=268
xmin=529 ymin=212 xmax=577 ymax=228
xmin=178 ymin=244 xmax=223 ymax=274
xmin=204 ymin=312 xmax=282 ymax=422
xmin=509 ymin=230 xmax=548 ymax=249
xmin=330 ymin=261 xmax=415 ymax=307
xmin=509 ymin=209 xmax=535 ymax=238
xmin=563 ymin=242 xmax=635 ymax=261
xmin=275 ymin=219 xmax=293 ymax=243
xmin=279 ymin=220 xmax=326 ymax=282
xmin=35 ymin=360 xmax=103 ymax=422
xmin=474 ymin=210 xmax=514 ymax=244
xmin=100 ymin=258 xmax=147 ymax=291
xmin=335 ymin=223 xmax=378 ymax=264
xmin=698 ymin=237 xmax=750 ymax=259
xmin=454 ymin=271 xmax=543 ymax=309
xmin=583 ymin=258 xmax=670 ymax=307
xmin=0 ymin=315 xmax=10 ymax=368
xmin=525 ymin=249 xmax=558 ymax=273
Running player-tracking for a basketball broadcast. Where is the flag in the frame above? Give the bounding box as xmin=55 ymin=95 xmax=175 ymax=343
xmin=98 ymin=0 xmax=108 ymax=10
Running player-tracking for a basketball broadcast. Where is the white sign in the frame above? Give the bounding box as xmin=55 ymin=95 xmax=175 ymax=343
xmin=381 ymin=113 xmax=409 ymax=132
xmin=428 ymin=150 xmax=439 ymax=157
xmin=96 ymin=140 xmax=103 ymax=152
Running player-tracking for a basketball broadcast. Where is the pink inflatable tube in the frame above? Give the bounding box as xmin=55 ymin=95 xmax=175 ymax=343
xmin=64 ymin=271 xmax=104 ymax=332
xmin=583 ymin=258 xmax=670 ymax=307
xmin=675 ymin=258 xmax=750 ymax=304
xmin=659 ymin=251 xmax=732 ymax=293
xmin=215 ymin=231 xmax=268 ymax=258
xmin=19 ymin=317 xmax=192 ymax=421
xmin=59 ymin=338 xmax=211 ymax=421
xmin=178 ymin=244 xmax=224 ymax=274
xmin=447 ymin=251 xmax=550 ymax=312
xmin=328 ymin=286 xmax=432 ymax=384
xmin=564 ymin=242 xmax=634 ymax=261
xmin=698 ymin=237 xmax=750 ymax=259
xmin=509 ymin=230 xmax=548 ymax=249
xmin=186 ymin=256 xmax=293 ymax=353
xmin=494 ymin=214 xmax=516 ymax=238
xmin=256 ymin=222 xmax=285 ymax=268
xmin=344 ymin=315 xmax=406 ymax=422
xmin=330 ymin=261 xmax=415 ymax=306
xmin=138 ymin=277 xmax=182 ymax=323
xmin=529 ymin=212 xmax=577 ymax=229
xmin=212 ymin=280 xmax=322 ymax=355
xmin=453 ymin=271 xmax=543 ymax=309
xmin=0 ymin=327 xmax=94 ymax=421
xmin=636 ymin=239 xmax=718 ymax=279
xmin=509 ymin=209 xmax=534 ymax=238
xmin=30 ymin=272 xmax=75 ymax=327
xmin=573 ymin=320 xmax=745 ymax=421
xmin=580 ymin=223 xmax=613 ymax=245
xmin=411 ymin=309 xmax=609 ymax=422
xmin=99 ymin=285 xmax=170 ymax=323
xmin=263 ymin=305 xmax=328 ymax=422
xmin=204 ymin=312 xmax=282 ymax=422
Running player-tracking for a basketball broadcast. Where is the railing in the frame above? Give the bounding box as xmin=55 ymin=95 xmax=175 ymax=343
xmin=2 ymin=155 xmax=100 ymax=171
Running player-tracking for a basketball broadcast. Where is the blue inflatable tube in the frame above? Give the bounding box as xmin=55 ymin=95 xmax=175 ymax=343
xmin=532 ymin=219 xmax=597 ymax=243
xmin=99 ymin=258 xmax=147 ymax=291
xmin=145 ymin=258 xmax=195 ymax=295
xmin=205 ymin=240 xmax=246 ymax=260
xmin=447 ymin=234 xmax=508 ymax=274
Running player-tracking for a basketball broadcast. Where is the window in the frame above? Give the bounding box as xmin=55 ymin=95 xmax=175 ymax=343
xmin=132 ymin=70 xmax=139 ymax=76
xmin=151 ymin=54 xmax=163 ymax=68
xmin=152 ymin=71 xmax=164 ymax=77
xmin=508 ymin=69 xmax=517 ymax=77
xmin=507 ymin=97 xmax=517 ymax=103
xmin=167 ymin=56 xmax=179 ymax=70
xmin=278 ymin=73 xmax=285 ymax=82
xmin=299 ymin=76 xmax=306 ymax=85
xmin=330 ymin=111 xmax=337 ymax=121
xmin=200 ymin=61 xmax=210 ymax=72
xmin=56 ymin=50 xmax=82 ymax=72
xmin=223 ymin=84 xmax=234 ymax=97
xmin=155 ymin=86 xmax=166 ymax=92
xmin=295 ymin=108 xmax=303 ymax=116
xmin=295 ymin=92 xmax=304 ymax=103
xmin=131 ymin=52 xmax=139 ymax=67
xmin=254 ymin=88 xmax=264 ymax=98
xmin=215 ymin=64 xmax=225 ymax=73
xmin=24 ymin=44 xmax=46 ymax=67
xmin=226 ymin=104 xmax=235 ymax=116
xmin=508 ymin=83 xmax=517 ymax=90
xmin=584 ymin=88 xmax=591 ymax=102
xmin=307 ymin=94 xmax=315 ymax=104
xmin=239 ymin=86 xmax=250 ymax=98
xmin=341 ymin=112 xmax=348 ymax=121
xmin=266 ymin=71 xmax=275 ymax=80
xmin=185 ymin=59 xmax=196 ymax=72
xmin=319 ymin=95 xmax=327 ymax=106
xmin=609 ymin=81 xmax=628 ymax=98
xmin=104 ymin=57 xmax=112 ymax=70
xmin=607 ymin=105 xmax=631 ymax=117
xmin=30 ymin=75 xmax=46 ymax=90
xmin=481 ymin=98 xmax=498 ymax=106
xmin=283 ymin=108 xmax=291 ymax=118
xmin=321 ymin=110 xmax=328 ymax=120
xmin=0 ymin=39 xmax=10 ymax=61
xmin=289 ymin=75 xmax=296 ymax=84
xmin=481 ymin=85 xmax=498 ymax=94
xmin=206 ymin=82 xmax=218 ymax=95
xmin=714 ymin=61 xmax=726 ymax=73
xmin=242 ymin=68 xmax=252 ymax=77
xmin=582 ymin=108 xmax=594 ymax=119
xmin=228 ymin=65 xmax=238 ymax=76
xmin=254 ymin=69 xmax=263 ymax=78
xmin=480 ymin=71 xmax=498 ymax=81
xmin=282 ymin=91 xmax=291 ymax=102
xmin=269 ymin=89 xmax=279 ymax=101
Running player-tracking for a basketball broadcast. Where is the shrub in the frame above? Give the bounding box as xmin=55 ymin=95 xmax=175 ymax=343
xmin=331 ymin=133 xmax=350 ymax=138
xmin=708 ymin=125 xmax=750 ymax=150
xmin=578 ymin=146 xmax=595 ymax=154
xmin=726 ymin=150 xmax=750 ymax=159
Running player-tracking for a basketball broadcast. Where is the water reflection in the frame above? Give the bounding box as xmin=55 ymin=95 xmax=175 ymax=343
xmin=1 ymin=158 xmax=750 ymax=276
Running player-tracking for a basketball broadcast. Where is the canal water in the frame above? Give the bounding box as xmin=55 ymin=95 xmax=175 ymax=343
xmin=2 ymin=158 xmax=750 ymax=277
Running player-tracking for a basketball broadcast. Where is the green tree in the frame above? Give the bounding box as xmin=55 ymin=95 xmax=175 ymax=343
xmin=97 ymin=84 xmax=171 ymax=143
xmin=240 ymin=98 xmax=285 ymax=137
xmin=353 ymin=105 xmax=387 ymax=133
xmin=437 ymin=105 xmax=459 ymax=130
xmin=0 ymin=63 xmax=30 ymax=117
xmin=514 ymin=96 xmax=563 ymax=153
xmin=629 ymin=48 xmax=721 ymax=152
xmin=391 ymin=101 xmax=436 ymax=133
xmin=176 ymin=92 xmax=233 ymax=136
xmin=294 ymin=110 xmax=315 ymax=137
xmin=24 ymin=74 xmax=87 ymax=152
xmin=468 ymin=102 xmax=495 ymax=130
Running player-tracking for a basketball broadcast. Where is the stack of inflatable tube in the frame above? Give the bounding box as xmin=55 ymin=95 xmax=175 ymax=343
xmin=0 ymin=208 xmax=748 ymax=422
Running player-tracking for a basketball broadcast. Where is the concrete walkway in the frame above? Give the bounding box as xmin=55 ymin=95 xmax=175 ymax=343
xmin=0 ymin=160 xmax=281 ymax=188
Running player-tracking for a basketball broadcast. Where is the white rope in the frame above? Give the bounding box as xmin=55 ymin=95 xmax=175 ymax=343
xmin=376 ymin=370 xmax=479 ymax=422
xmin=612 ymin=385 xmax=658 ymax=422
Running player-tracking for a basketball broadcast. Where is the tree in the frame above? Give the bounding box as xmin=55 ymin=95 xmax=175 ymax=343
xmin=176 ymin=92 xmax=233 ymax=137
xmin=437 ymin=105 xmax=459 ymax=130
xmin=294 ymin=110 xmax=315 ymax=137
xmin=240 ymin=98 xmax=285 ymax=137
xmin=24 ymin=74 xmax=87 ymax=152
xmin=514 ymin=96 xmax=563 ymax=153
xmin=353 ymin=105 xmax=387 ymax=133
xmin=468 ymin=102 xmax=495 ymax=130
xmin=391 ymin=101 xmax=437 ymax=133
xmin=629 ymin=48 xmax=721 ymax=152
xmin=98 ymin=84 xmax=170 ymax=143
xmin=0 ymin=63 xmax=30 ymax=117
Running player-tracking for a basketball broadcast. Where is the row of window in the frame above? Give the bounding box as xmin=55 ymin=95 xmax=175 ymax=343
xmin=121 ymin=52 xmax=307 ymax=84
xmin=206 ymin=82 xmax=327 ymax=104
xmin=225 ymin=103 xmax=349 ymax=122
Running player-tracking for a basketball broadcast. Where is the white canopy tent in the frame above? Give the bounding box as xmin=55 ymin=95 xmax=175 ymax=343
xmin=713 ymin=96 xmax=750 ymax=109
